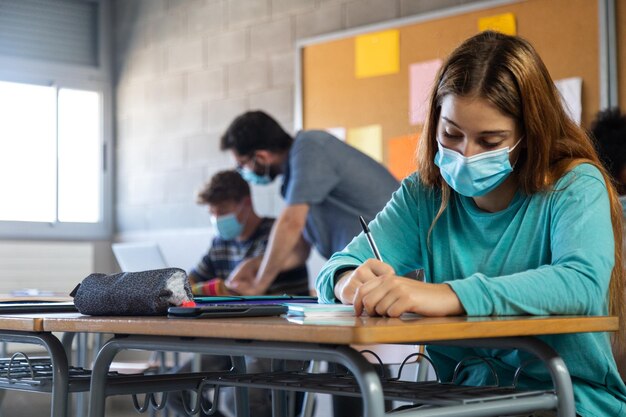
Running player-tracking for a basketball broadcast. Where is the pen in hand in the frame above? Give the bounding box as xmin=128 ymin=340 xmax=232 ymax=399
xmin=359 ymin=216 xmax=383 ymax=262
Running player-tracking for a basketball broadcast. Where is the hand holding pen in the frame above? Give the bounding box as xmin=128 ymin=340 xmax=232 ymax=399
xmin=359 ymin=215 xmax=424 ymax=280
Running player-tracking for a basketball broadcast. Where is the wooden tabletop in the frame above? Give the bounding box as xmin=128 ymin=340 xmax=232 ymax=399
xmin=29 ymin=313 xmax=618 ymax=345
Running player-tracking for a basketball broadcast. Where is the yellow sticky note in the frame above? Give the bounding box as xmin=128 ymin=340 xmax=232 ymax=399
xmin=355 ymin=30 xmax=400 ymax=79
xmin=478 ymin=13 xmax=517 ymax=36
xmin=347 ymin=125 xmax=383 ymax=162
xmin=388 ymin=134 xmax=419 ymax=180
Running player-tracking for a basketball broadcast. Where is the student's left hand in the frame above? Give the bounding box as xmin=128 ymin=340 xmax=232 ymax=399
xmin=353 ymin=275 xmax=464 ymax=317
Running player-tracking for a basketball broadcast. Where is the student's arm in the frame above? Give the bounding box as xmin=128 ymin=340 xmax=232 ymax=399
xmin=188 ymin=249 xmax=219 ymax=295
xmin=283 ymin=234 xmax=311 ymax=269
xmin=226 ymin=204 xmax=310 ymax=295
xmin=316 ymin=177 xmax=424 ymax=303
xmin=255 ymin=204 xmax=310 ymax=293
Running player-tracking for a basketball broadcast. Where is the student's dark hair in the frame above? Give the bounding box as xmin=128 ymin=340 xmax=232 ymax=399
xmin=220 ymin=110 xmax=293 ymax=156
xmin=418 ymin=30 xmax=625 ymax=342
xmin=590 ymin=107 xmax=626 ymax=181
xmin=197 ymin=170 xmax=250 ymax=205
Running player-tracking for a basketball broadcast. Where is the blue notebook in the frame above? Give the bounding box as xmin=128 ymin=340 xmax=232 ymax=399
xmin=193 ymin=295 xmax=317 ymax=306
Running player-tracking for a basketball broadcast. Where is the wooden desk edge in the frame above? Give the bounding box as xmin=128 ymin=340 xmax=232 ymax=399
xmin=351 ymin=316 xmax=619 ymax=344
xmin=35 ymin=314 xmax=619 ymax=346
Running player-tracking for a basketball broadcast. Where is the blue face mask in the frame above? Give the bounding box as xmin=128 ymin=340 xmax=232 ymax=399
xmin=211 ymin=212 xmax=244 ymax=240
xmin=237 ymin=158 xmax=272 ymax=185
xmin=434 ymin=138 xmax=522 ymax=197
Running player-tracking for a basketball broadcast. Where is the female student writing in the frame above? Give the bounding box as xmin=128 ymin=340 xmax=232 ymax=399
xmin=316 ymin=31 xmax=626 ymax=416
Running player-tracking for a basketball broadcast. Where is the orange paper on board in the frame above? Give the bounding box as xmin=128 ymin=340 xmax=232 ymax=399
xmin=388 ymin=134 xmax=419 ymax=180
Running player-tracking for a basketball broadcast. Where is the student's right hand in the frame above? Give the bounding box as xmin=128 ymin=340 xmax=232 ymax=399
xmin=334 ymin=259 xmax=395 ymax=305
xmin=225 ymin=257 xmax=263 ymax=295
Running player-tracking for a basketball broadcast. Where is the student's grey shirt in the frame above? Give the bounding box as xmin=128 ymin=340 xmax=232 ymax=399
xmin=281 ymin=130 xmax=400 ymax=259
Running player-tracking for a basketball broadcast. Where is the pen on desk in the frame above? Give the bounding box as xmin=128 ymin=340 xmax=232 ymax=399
xmin=359 ymin=216 xmax=382 ymax=262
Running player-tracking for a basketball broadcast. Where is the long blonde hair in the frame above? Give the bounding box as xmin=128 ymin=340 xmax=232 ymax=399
xmin=417 ymin=31 xmax=625 ymax=341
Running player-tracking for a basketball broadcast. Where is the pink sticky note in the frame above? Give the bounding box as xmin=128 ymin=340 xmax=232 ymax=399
xmin=409 ymin=59 xmax=442 ymax=125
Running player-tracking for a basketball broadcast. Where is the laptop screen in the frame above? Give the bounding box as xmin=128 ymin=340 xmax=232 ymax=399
xmin=112 ymin=242 xmax=168 ymax=271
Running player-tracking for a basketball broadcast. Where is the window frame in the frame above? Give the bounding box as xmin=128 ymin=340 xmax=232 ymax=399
xmin=0 ymin=0 xmax=112 ymax=240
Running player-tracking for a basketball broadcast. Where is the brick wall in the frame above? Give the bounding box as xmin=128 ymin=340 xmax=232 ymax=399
xmin=112 ymin=0 xmax=479 ymax=233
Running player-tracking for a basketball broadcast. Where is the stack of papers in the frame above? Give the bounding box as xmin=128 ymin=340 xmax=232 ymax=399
xmin=283 ymin=302 xmax=355 ymax=317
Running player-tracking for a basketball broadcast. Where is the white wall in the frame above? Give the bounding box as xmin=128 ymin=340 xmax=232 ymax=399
xmin=111 ymin=0 xmax=485 ymax=278
xmin=112 ymin=0 xmax=482 ymax=233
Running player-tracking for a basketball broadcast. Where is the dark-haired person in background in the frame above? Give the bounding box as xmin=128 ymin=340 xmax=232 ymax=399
xmin=591 ymin=108 xmax=626 ymax=383
xmin=591 ymin=107 xmax=626 ymax=217
xmin=190 ymin=169 xmax=308 ymax=296
xmin=220 ymin=111 xmax=399 ymax=298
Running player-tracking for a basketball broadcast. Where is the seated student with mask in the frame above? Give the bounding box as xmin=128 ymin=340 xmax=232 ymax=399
xmin=169 ymin=170 xmax=308 ymax=417
xmin=189 ymin=169 xmax=308 ymax=296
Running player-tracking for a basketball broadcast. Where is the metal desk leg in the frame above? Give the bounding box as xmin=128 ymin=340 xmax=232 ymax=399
xmin=60 ymin=332 xmax=75 ymax=363
xmin=513 ymin=337 xmax=575 ymax=417
xmin=88 ymin=336 xmax=118 ymax=417
xmin=299 ymin=361 xmax=321 ymax=417
xmin=0 ymin=331 xmax=69 ymax=417
xmin=76 ymin=333 xmax=89 ymax=417
xmin=428 ymin=337 xmax=575 ymax=417
xmin=271 ymin=359 xmax=287 ymax=417
xmin=231 ymin=356 xmax=249 ymax=417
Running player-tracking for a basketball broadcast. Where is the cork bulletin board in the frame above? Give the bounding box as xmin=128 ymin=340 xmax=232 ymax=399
xmin=298 ymin=0 xmax=602 ymax=179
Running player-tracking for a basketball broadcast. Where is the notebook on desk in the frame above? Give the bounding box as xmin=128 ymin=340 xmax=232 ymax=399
xmin=0 ymin=300 xmax=77 ymax=314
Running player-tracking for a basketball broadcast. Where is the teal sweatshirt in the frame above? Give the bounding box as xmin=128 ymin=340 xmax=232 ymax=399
xmin=316 ymin=164 xmax=626 ymax=416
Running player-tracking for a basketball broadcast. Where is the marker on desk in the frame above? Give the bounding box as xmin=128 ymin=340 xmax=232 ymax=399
xmin=359 ymin=216 xmax=382 ymax=262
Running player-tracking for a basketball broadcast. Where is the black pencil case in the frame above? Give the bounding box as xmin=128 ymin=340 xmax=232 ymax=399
xmin=71 ymin=268 xmax=193 ymax=316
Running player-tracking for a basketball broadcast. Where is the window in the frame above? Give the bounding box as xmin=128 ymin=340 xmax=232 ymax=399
xmin=0 ymin=81 xmax=107 ymax=235
xmin=0 ymin=0 xmax=112 ymax=239
xmin=58 ymin=88 xmax=102 ymax=223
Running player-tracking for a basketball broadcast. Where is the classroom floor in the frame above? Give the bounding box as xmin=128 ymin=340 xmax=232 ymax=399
xmin=0 ymin=391 xmax=140 ymax=417
xmin=0 ymin=390 xmax=334 ymax=417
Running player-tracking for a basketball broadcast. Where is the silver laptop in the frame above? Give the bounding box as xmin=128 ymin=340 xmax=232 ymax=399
xmin=112 ymin=242 xmax=168 ymax=272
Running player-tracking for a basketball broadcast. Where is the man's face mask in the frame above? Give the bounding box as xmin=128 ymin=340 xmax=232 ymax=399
xmin=238 ymin=156 xmax=273 ymax=185
xmin=434 ymin=138 xmax=523 ymax=197
xmin=211 ymin=205 xmax=246 ymax=240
